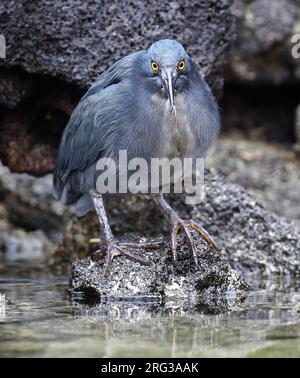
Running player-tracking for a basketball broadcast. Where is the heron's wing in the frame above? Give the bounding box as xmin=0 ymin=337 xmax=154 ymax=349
xmin=53 ymin=51 xmax=143 ymax=198
xmin=187 ymin=60 xmax=220 ymax=157
xmin=81 ymin=51 xmax=143 ymax=101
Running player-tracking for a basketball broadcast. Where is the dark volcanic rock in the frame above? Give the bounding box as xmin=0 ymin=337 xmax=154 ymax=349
xmin=0 ymin=0 xmax=234 ymax=174
xmin=70 ymin=231 xmax=249 ymax=312
xmin=0 ymin=161 xmax=69 ymax=260
xmin=223 ymin=0 xmax=300 ymax=145
xmin=0 ymin=76 xmax=78 ymax=175
xmin=197 ymin=170 xmax=300 ymax=278
xmin=0 ymin=112 xmax=58 ymax=175
xmin=220 ymin=84 xmax=299 ymax=144
xmin=0 ymin=161 xmax=70 ymax=237
xmin=0 ymin=0 xmax=234 ymax=95
xmin=77 ymin=171 xmax=300 ymax=277
xmin=228 ymin=0 xmax=300 ymax=85
xmin=207 ymin=136 xmax=300 ymax=227
xmin=0 ymin=69 xmax=33 ymax=109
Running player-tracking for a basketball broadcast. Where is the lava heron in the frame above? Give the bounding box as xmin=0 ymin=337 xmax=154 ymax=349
xmin=53 ymin=39 xmax=220 ymax=275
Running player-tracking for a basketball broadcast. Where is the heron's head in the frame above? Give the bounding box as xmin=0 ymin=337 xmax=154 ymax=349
xmin=142 ymin=39 xmax=190 ymax=108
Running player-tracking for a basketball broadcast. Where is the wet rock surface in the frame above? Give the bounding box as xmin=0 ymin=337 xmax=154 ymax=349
xmin=71 ymin=231 xmax=249 ymax=310
xmin=69 ymin=168 xmax=300 ymax=301
xmin=3 ymin=259 xmax=300 ymax=357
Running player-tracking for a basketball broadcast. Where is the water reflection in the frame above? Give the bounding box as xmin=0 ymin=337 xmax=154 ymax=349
xmin=71 ymin=294 xmax=245 ymax=318
xmin=1 ymin=260 xmax=300 ymax=357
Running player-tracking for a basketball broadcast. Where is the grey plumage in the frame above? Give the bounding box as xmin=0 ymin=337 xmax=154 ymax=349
xmin=53 ymin=39 xmax=220 ymax=217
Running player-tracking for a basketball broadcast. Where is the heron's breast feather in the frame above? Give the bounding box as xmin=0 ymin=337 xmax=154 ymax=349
xmin=159 ymin=95 xmax=197 ymax=159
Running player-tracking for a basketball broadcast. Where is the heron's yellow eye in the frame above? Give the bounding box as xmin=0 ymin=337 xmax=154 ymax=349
xmin=178 ymin=60 xmax=185 ymax=71
xmin=151 ymin=61 xmax=159 ymax=72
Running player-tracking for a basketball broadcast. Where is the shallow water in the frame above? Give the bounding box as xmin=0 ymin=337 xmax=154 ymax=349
xmin=1 ymin=260 xmax=300 ymax=358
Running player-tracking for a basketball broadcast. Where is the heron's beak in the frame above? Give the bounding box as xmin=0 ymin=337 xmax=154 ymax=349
xmin=162 ymin=69 xmax=176 ymax=109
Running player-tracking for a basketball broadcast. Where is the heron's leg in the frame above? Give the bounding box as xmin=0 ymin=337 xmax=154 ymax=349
xmin=153 ymin=194 xmax=220 ymax=266
xmin=90 ymin=190 xmax=159 ymax=276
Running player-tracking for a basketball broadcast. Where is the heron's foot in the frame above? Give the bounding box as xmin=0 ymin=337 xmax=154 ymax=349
xmin=170 ymin=216 xmax=220 ymax=266
xmin=91 ymin=240 xmax=160 ymax=276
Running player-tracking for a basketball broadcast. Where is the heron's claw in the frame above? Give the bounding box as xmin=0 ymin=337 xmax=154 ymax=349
xmin=170 ymin=217 xmax=220 ymax=266
xmin=91 ymin=240 xmax=160 ymax=276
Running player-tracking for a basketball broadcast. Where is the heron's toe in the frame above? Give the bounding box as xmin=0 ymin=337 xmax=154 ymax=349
xmin=169 ymin=217 xmax=220 ymax=266
xmin=91 ymin=240 xmax=155 ymax=277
